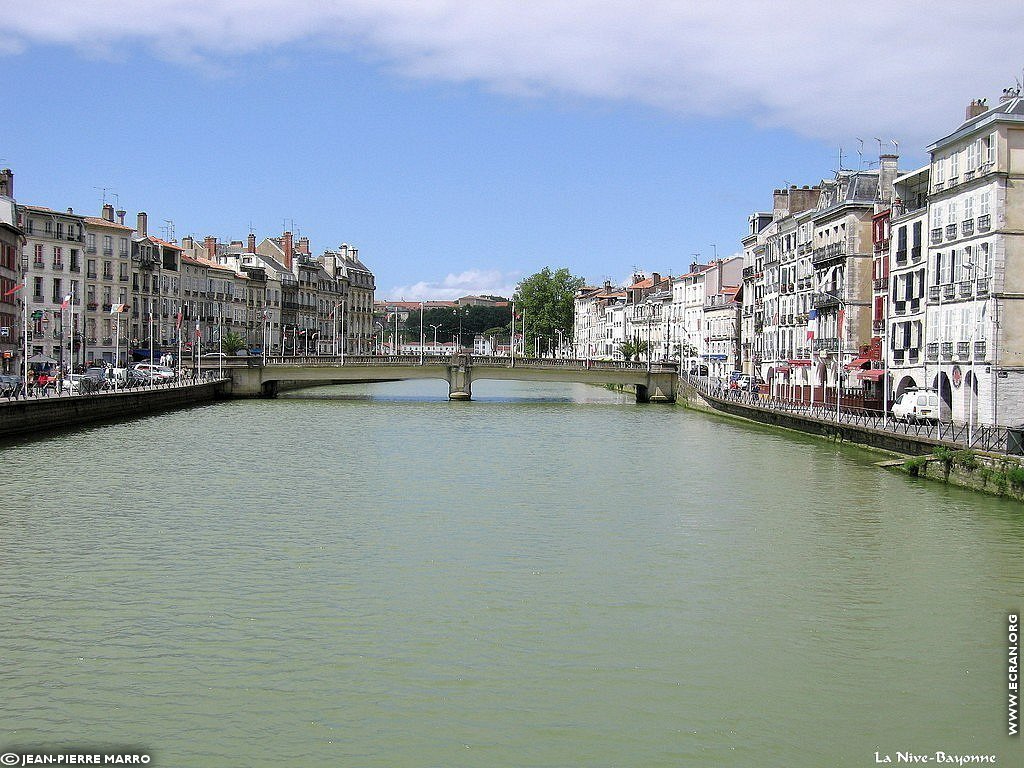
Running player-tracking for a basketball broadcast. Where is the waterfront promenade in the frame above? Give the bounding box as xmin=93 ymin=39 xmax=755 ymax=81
xmin=682 ymin=374 xmax=1013 ymax=454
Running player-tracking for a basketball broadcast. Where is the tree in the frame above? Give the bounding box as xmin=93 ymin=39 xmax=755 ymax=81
xmin=618 ymin=338 xmax=650 ymax=362
xmin=513 ymin=267 xmax=585 ymax=356
xmin=403 ymin=305 xmax=513 ymax=347
xmin=221 ymin=331 xmax=247 ymax=355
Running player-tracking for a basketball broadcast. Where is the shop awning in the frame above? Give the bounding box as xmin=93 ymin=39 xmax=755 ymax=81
xmin=788 ymin=359 xmax=813 ymax=367
xmin=857 ymin=369 xmax=886 ymax=381
xmin=844 ymin=357 xmax=872 ymax=370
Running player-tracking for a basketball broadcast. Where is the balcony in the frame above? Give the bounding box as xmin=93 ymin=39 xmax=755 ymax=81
xmin=961 ymin=219 xmax=975 ymax=237
xmin=926 ymin=342 xmax=939 ymax=361
xmin=976 ymin=277 xmax=991 ymax=296
xmin=102 ymin=303 xmax=112 ymax=311
xmin=51 ymin=261 xmax=64 ymax=270
xmin=103 ymin=247 xmax=113 ymax=256
xmin=978 ymin=214 xmax=991 ymax=231
xmin=813 ymin=293 xmax=841 ymax=309
xmin=102 ymin=337 xmax=113 ymax=345
xmin=813 ymin=338 xmax=839 ymax=353
xmin=958 ymin=280 xmax=973 ymax=298
xmin=893 ymin=349 xmax=905 ymax=364
xmin=873 ymin=320 xmax=885 ymax=333
xmin=940 ymin=342 xmax=953 ymax=360
xmin=811 ymin=243 xmax=847 ymax=267
xmin=87 ymin=302 xmax=98 ymax=310
xmin=975 ymin=341 xmax=988 ymax=360
xmin=69 ymin=261 xmax=80 ymax=273
xmin=930 ymin=228 xmax=942 ymax=245
xmin=894 ymin=301 xmax=907 ymax=316
xmin=86 ymin=246 xmax=97 ymax=254
xmin=908 ymin=349 xmax=920 ymax=363
xmin=957 ymin=341 xmax=970 ymax=359
xmin=945 ymin=224 xmax=957 ymax=240
xmin=102 ymin=272 xmax=114 ymax=280
xmin=119 ymin=275 xmax=129 ymax=282
xmin=911 ymin=245 xmax=922 ymax=262
xmin=873 ymin=277 xmax=887 ymax=290
xmin=86 ymin=270 xmax=97 ymax=279
xmin=894 ymin=250 xmax=908 ymax=265
xmin=86 ymin=337 xmax=98 ymax=344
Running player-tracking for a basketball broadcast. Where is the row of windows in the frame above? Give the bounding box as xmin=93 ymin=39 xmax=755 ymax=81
xmin=932 ymin=133 xmax=997 ymax=184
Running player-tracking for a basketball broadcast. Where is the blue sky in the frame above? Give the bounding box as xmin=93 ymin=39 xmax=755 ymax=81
xmin=1 ymin=1 xmax=1019 ymax=298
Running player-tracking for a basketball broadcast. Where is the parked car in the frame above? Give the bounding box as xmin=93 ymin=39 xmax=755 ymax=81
xmin=59 ymin=374 xmax=88 ymax=393
xmin=891 ymin=389 xmax=941 ymax=423
xmin=133 ymin=362 xmax=176 ymax=381
xmin=202 ymin=352 xmax=227 ymax=359
xmin=732 ymin=374 xmax=760 ymax=392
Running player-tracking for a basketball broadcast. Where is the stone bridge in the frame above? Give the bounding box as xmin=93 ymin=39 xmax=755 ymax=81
xmin=223 ymin=355 xmax=678 ymax=403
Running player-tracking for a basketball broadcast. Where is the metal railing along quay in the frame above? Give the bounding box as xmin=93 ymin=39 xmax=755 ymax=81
xmin=0 ymin=374 xmax=228 ymax=402
xmin=683 ymin=374 xmax=1011 ymax=454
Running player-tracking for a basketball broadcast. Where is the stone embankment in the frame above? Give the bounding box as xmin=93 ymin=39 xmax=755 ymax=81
xmin=681 ymin=379 xmax=1024 ymax=502
xmin=0 ymin=380 xmax=226 ymax=440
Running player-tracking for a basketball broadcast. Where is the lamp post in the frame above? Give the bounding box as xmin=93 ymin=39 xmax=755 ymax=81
xmin=555 ymin=328 xmax=564 ymax=359
xmin=429 ymin=323 xmax=441 ymax=355
xmin=419 ymin=301 xmax=424 ymax=365
xmin=374 ymin=321 xmax=384 ymax=355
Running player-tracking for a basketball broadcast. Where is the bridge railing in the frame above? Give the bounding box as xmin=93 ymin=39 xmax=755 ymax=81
xmin=261 ymin=354 xmax=659 ymax=372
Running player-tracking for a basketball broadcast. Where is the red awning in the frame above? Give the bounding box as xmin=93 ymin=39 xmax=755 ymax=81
xmin=788 ymin=359 xmax=813 ymax=367
xmin=844 ymin=357 xmax=872 ymax=370
xmin=773 ymin=365 xmax=791 ymax=374
xmin=857 ymin=369 xmax=886 ymax=381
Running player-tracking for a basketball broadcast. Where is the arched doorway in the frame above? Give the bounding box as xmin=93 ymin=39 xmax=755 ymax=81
xmin=895 ymin=375 xmax=918 ymax=399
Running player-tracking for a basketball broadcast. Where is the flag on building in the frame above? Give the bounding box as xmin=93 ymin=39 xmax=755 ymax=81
xmin=110 ymin=303 xmax=128 ymax=314
xmin=195 ymin=319 xmax=201 ymax=339
xmin=2 ymin=282 xmax=23 ymax=297
xmin=175 ymin=310 xmax=182 ymax=329
xmin=837 ymin=308 xmax=845 ymax=339
xmin=60 ymin=293 xmax=72 ymax=309
xmin=806 ymin=309 xmax=817 ymax=340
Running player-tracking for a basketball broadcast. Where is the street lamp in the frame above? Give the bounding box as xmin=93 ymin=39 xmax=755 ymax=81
xmin=429 ymin=323 xmax=441 ymax=355
xmin=555 ymin=328 xmax=564 ymax=359
xmin=374 ymin=321 xmax=384 ymax=355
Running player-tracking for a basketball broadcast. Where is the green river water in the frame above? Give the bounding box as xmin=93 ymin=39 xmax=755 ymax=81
xmin=1 ymin=379 xmax=1021 ymax=767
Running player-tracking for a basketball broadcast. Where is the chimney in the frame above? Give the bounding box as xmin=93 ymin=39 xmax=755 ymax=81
xmin=136 ymin=211 xmax=148 ymax=237
xmin=204 ymin=236 xmax=217 ymax=260
xmin=966 ymin=99 xmax=989 ymax=120
xmin=878 ymin=154 xmax=899 ymax=203
xmin=248 ymin=233 xmax=256 ymax=253
xmin=282 ymin=231 xmax=294 ymax=270
xmin=772 ymin=188 xmax=788 ymax=218
xmin=651 ymin=272 xmax=660 ymax=288
xmin=0 ymin=168 xmax=12 ymax=197
xmin=1000 ymin=87 xmax=1020 ymax=104
xmin=116 ymin=209 xmax=126 ymax=225
xmin=181 ymin=236 xmax=194 ymax=250
xmin=102 ymin=203 xmax=115 ymax=222
xmin=297 ymin=236 xmax=310 ymax=256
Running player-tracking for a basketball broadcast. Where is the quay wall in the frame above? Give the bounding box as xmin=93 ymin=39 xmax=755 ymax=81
xmin=0 ymin=381 xmax=225 ymax=440
xmin=681 ymin=384 xmax=956 ymax=456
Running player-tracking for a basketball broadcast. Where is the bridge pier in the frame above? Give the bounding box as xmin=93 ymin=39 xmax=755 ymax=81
xmin=447 ymin=355 xmax=473 ymax=401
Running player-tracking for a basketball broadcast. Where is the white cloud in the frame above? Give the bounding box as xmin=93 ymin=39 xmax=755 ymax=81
xmin=4 ymin=2 xmax=1024 ymax=143
xmin=387 ymin=268 xmax=519 ymax=301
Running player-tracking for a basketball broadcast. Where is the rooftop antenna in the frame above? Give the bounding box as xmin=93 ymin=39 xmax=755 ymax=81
xmin=94 ymin=186 xmax=116 ymax=206
xmin=891 ymin=138 xmax=899 ymax=155
xmin=856 ymin=138 xmax=864 ymax=170
xmin=162 ymin=219 xmax=175 ymax=242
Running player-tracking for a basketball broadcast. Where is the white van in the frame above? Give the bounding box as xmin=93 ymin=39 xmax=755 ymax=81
xmin=891 ymin=389 xmax=941 ymax=423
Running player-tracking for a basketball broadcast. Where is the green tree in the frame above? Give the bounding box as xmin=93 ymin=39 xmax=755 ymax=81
xmin=513 ymin=267 xmax=585 ymax=355
xmin=221 ymin=331 xmax=247 ymax=355
xmin=404 ymin=305 xmax=514 ymax=347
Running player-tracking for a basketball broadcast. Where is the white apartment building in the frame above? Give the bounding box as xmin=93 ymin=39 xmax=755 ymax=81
xmin=703 ymin=287 xmax=741 ymax=381
xmin=887 ymin=166 xmax=930 ymax=400
xmin=18 ymin=204 xmax=87 ymax=364
xmin=923 ymin=91 xmax=1024 ymax=426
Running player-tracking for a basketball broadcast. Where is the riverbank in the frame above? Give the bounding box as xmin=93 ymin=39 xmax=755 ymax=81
xmin=681 ymin=380 xmax=1024 ymax=502
xmin=0 ymin=379 xmax=227 ymax=440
